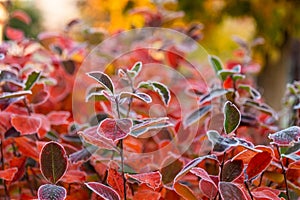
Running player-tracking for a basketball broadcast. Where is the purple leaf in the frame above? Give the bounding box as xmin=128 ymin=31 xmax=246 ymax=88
xmin=40 ymin=142 xmax=68 ymax=184
xmin=38 ymin=184 xmax=66 ymax=200
xmin=268 ymin=126 xmax=300 ymax=146
xmin=87 ymin=71 xmax=114 ymax=94
xmin=221 ymin=160 xmax=244 ymax=182
xmin=85 ymin=182 xmax=120 ymax=200
xmin=219 ymin=182 xmax=246 ymax=200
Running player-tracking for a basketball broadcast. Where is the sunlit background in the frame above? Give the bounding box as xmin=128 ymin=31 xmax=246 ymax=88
xmin=1 ymin=0 xmax=300 ymax=110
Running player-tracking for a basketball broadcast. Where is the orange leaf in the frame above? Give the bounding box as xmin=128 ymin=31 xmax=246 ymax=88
xmin=11 ymin=115 xmax=41 ymax=135
xmin=14 ymin=137 xmax=39 ymax=161
xmin=47 ymin=111 xmax=70 ymax=125
xmin=0 ymin=167 xmax=18 ymax=181
xmin=126 ymin=171 xmax=161 ymax=190
xmin=107 ymin=168 xmax=126 ymax=199
xmin=9 ymin=156 xmax=27 ymax=182
xmin=173 ymin=182 xmax=197 ymax=200
xmin=246 ymin=151 xmax=272 ymax=180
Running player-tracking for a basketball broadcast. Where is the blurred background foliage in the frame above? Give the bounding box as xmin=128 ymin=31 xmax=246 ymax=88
xmin=1 ymin=0 xmax=300 ymax=110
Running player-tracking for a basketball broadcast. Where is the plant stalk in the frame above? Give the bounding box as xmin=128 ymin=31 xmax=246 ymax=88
xmin=276 ymin=145 xmax=290 ymax=200
xmin=244 ymin=181 xmax=254 ymax=200
xmin=115 ymin=97 xmax=127 ymax=199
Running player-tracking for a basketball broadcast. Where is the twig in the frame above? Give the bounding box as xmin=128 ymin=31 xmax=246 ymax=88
xmin=115 ymin=97 xmax=127 ymax=199
xmin=275 ymin=145 xmax=290 ymax=200
xmin=215 ymin=152 xmax=226 ymax=200
xmin=244 ymin=181 xmax=254 ymax=200
xmin=0 ymin=139 xmax=10 ymax=199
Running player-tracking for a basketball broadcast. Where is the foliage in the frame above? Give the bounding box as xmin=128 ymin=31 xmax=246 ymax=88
xmin=1 ymin=3 xmax=300 ymax=200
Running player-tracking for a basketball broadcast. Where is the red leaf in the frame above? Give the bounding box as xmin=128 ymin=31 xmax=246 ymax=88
xmin=27 ymin=84 xmax=49 ymax=105
xmin=97 ymin=118 xmax=132 ymax=142
xmin=78 ymin=126 xmax=116 ymax=151
xmin=11 ymin=10 xmax=31 ymax=24
xmin=223 ymin=76 xmax=234 ymax=89
xmin=133 ymin=186 xmax=161 ymax=200
xmin=9 ymin=156 xmax=27 ymax=182
xmin=166 ymin=46 xmax=184 ymax=69
xmin=0 ymin=112 xmax=11 ymax=133
xmin=173 ymin=182 xmax=197 ymax=200
xmin=33 ymin=114 xmax=51 ymax=139
xmin=0 ymin=167 xmax=18 ymax=181
xmin=5 ymin=26 xmax=24 ymax=41
xmin=85 ymin=182 xmax=121 ymax=200
xmin=47 ymin=111 xmax=70 ymax=125
xmin=219 ymin=182 xmax=246 ymax=200
xmin=40 ymin=141 xmax=68 ymax=184
xmin=38 ymin=184 xmax=67 ymax=200
xmin=61 ymin=170 xmax=86 ymax=184
xmin=246 ymin=151 xmax=272 ymax=180
xmin=11 ymin=115 xmax=41 ymax=135
xmin=252 ymin=187 xmax=281 ymax=200
xmin=199 ymin=179 xmax=218 ymax=199
xmin=107 ymin=168 xmax=126 ymax=199
xmin=126 ymin=171 xmax=162 ymax=190
xmin=14 ymin=137 xmax=39 ymax=160
xmin=190 ymin=167 xmax=218 ymax=199
xmin=288 ymin=159 xmax=300 ymax=170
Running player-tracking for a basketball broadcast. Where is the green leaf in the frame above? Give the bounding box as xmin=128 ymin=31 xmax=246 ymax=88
xmin=85 ymin=86 xmax=108 ymax=102
xmin=209 ymin=55 xmax=223 ymax=75
xmin=199 ymin=89 xmax=229 ymax=105
xmin=282 ymin=142 xmax=300 ymax=155
xmin=223 ymin=101 xmax=241 ymax=134
xmin=207 ymin=130 xmax=239 ymax=153
xmin=87 ymin=71 xmax=114 ymax=94
xmin=244 ymin=99 xmax=276 ymax=118
xmin=183 ymin=105 xmax=211 ymax=127
xmin=40 ymin=141 xmax=68 ymax=184
xmin=138 ymin=81 xmax=171 ymax=106
xmin=127 ymin=61 xmax=142 ymax=78
xmin=0 ymin=90 xmax=32 ymax=100
xmin=238 ymin=84 xmax=261 ymax=99
xmin=130 ymin=117 xmax=173 ymax=137
xmin=24 ymin=71 xmax=41 ymax=90
xmin=161 ymin=156 xmax=184 ymax=185
xmin=217 ymin=65 xmax=241 ymax=81
xmin=119 ymin=92 xmax=152 ymax=103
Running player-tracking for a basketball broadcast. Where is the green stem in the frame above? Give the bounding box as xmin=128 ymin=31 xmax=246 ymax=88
xmin=276 ymin=145 xmax=290 ymax=200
